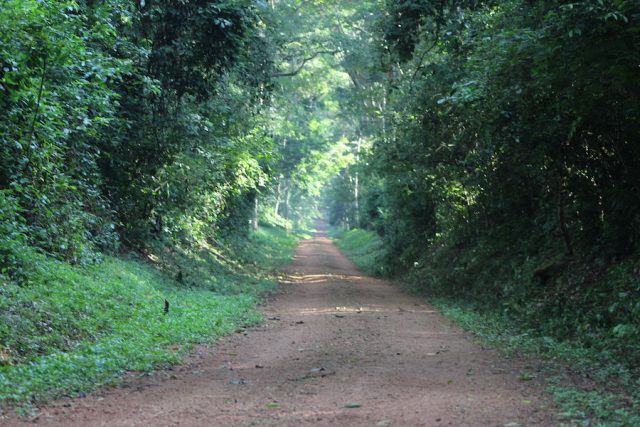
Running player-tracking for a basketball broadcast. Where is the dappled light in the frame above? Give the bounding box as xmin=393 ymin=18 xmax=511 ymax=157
xmin=1 ymin=0 xmax=638 ymax=424
xmin=284 ymin=306 xmax=439 ymax=316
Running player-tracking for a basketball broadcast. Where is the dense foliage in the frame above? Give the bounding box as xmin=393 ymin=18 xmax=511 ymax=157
xmin=0 ymin=225 xmax=298 ymax=404
xmin=0 ymin=0 xmax=314 ymax=406
xmin=2 ymin=0 xmax=640 ymax=419
xmin=0 ymin=0 xmax=276 ymax=263
xmin=326 ymin=0 xmax=640 ymax=370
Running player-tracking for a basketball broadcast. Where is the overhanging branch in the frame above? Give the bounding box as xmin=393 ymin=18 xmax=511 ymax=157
xmin=272 ymin=50 xmax=340 ymax=78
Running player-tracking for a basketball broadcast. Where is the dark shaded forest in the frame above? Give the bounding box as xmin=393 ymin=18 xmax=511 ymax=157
xmin=330 ymin=0 xmax=640 ymax=366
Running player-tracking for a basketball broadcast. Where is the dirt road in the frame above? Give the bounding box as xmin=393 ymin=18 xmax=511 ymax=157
xmin=6 ymin=227 xmax=554 ymax=426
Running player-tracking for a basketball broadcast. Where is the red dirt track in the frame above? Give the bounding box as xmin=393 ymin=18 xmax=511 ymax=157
xmin=3 ymin=223 xmax=554 ymax=426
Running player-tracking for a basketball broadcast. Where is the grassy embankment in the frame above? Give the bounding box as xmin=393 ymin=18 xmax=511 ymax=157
xmin=0 ymin=225 xmax=300 ymax=409
xmin=330 ymin=228 xmax=385 ymax=277
xmin=332 ymin=228 xmax=640 ymax=426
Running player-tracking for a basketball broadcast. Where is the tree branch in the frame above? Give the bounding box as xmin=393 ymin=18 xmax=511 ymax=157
xmin=411 ymin=2 xmax=445 ymax=83
xmin=411 ymin=21 xmax=441 ymax=83
xmin=28 ymin=54 xmax=48 ymax=147
xmin=271 ymin=50 xmax=340 ymax=78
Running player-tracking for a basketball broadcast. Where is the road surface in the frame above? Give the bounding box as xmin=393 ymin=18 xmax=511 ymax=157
xmin=5 ymin=226 xmax=554 ymax=426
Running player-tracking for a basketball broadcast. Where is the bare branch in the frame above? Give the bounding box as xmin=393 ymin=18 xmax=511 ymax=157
xmin=410 ymin=2 xmax=445 ymax=83
xmin=410 ymin=24 xmax=441 ymax=83
xmin=272 ymin=50 xmax=340 ymax=78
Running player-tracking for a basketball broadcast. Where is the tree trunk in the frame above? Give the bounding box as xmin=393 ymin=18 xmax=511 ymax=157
xmin=380 ymin=89 xmax=387 ymax=144
xmin=274 ymin=177 xmax=282 ymax=217
xmin=27 ymin=54 xmax=48 ymax=151
xmin=354 ymin=171 xmax=359 ymax=228
xmin=283 ymin=179 xmax=291 ymax=229
xmin=354 ymin=137 xmax=361 ymax=228
xmin=558 ymin=176 xmax=573 ymax=256
xmin=252 ymin=193 xmax=259 ymax=232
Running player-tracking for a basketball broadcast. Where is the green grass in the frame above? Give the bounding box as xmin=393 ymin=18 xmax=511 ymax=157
xmin=333 ymin=228 xmax=640 ymax=426
xmin=431 ymin=298 xmax=640 ymax=426
xmin=230 ymin=225 xmax=308 ymax=271
xmin=0 ymin=225 xmax=299 ymax=408
xmin=330 ymin=228 xmax=385 ymax=276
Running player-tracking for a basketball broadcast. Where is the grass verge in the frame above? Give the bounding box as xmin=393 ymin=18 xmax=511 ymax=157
xmin=431 ymin=299 xmax=640 ymax=426
xmin=333 ymin=228 xmax=640 ymax=426
xmin=0 ymin=225 xmax=299 ymax=409
xmin=330 ymin=228 xmax=385 ymax=276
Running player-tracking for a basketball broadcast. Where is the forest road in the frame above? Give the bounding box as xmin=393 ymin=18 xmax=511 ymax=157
xmin=6 ymin=223 xmax=555 ymax=426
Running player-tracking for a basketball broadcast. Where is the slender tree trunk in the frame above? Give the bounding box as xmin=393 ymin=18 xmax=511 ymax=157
xmin=27 ymin=55 xmax=47 ymax=149
xmin=354 ymin=137 xmax=361 ymax=228
xmin=274 ymin=177 xmax=282 ymax=216
xmin=558 ymin=176 xmax=573 ymax=256
xmin=274 ymin=136 xmax=288 ymax=217
xmin=558 ymin=133 xmax=574 ymax=257
xmin=283 ymin=179 xmax=291 ymax=229
xmin=252 ymin=193 xmax=259 ymax=232
xmin=354 ymin=171 xmax=359 ymax=227
xmin=380 ymin=89 xmax=387 ymax=144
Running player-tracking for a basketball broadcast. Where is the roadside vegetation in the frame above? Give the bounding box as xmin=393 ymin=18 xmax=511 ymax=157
xmin=0 ymin=0 xmax=326 ymax=410
xmin=0 ymin=223 xmax=299 ymax=407
xmin=334 ymin=228 xmax=640 ymax=426
xmin=324 ymin=1 xmax=639 ymax=424
xmin=330 ymin=228 xmax=385 ymax=277
xmin=2 ymin=0 xmax=639 ymax=424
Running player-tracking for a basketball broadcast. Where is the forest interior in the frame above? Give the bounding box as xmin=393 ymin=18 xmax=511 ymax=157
xmin=1 ymin=0 xmax=639 ymax=425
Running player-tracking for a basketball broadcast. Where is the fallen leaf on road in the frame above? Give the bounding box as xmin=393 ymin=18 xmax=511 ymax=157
xmin=345 ymin=403 xmax=361 ymax=408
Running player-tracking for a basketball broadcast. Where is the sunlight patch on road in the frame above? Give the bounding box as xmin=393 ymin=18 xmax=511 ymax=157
xmin=280 ymin=306 xmax=439 ymax=316
xmin=279 ymin=273 xmax=366 ymax=284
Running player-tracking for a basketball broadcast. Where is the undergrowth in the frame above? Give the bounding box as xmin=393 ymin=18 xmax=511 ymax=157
xmin=0 ymin=225 xmax=298 ymax=408
xmin=333 ymin=227 xmax=640 ymax=426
